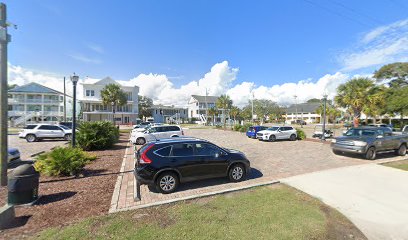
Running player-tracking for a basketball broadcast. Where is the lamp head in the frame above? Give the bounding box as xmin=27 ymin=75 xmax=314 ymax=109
xmin=71 ymin=73 xmax=79 ymax=84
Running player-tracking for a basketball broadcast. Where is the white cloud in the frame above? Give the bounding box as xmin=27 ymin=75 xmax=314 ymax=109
xmin=340 ymin=18 xmax=408 ymax=71
xmin=86 ymin=43 xmax=104 ymax=54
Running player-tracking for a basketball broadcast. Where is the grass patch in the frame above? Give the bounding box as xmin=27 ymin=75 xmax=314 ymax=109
xmin=119 ymin=129 xmax=131 ymax=133
xmin=34 ymin=184 xmax=365 ymax=240
xmin=382 ymin=160 xmax=408 ymax=171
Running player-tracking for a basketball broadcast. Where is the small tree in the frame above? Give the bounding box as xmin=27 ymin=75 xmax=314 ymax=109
xmin=230 ymin=106 xmax=240 ymax=125
xmin=100 ymin=84 xmax=127 ymax=125
xmin=208 ymin=107 xmax=217 ymax=125
xmin=216 ymin=95 xmax=232 ymax=129
xmin=374 ymin=62 xmax=408 ymax=87
xmin=138 ymin=95 xmax=153 ymax=121
xmin=335 ymin=77 xmax=375 ymax=127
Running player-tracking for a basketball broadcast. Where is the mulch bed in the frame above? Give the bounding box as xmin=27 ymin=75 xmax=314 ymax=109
xmin=0 ymin=133 xmax=129 ymax=239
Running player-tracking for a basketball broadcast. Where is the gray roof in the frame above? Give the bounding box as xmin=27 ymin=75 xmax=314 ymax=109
xmin=150 ymin=104 xmax=187 ymax=110
xmin=8 ymin=82 xmax=64 ymax=95
xmin=285 ymin=102 xmax=320 ymax=113
xmin=191 ymin=95 xmax=219 ymax=103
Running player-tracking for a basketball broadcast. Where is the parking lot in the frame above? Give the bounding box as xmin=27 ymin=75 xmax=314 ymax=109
xmin=8 ymin=134 xmax=68 ymax=160
xmin=111 ymin=128 xmax=407 ymax=212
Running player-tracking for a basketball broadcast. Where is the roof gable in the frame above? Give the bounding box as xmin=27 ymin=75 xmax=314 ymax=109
xmin=8 ymin=82 xmax=63 ymax=95
xmin=94 ymin=77 xmax=119 ymax=86
xmin=285 ymin=102 xmax=321 ymax=113
xmin=191 ymin=95 xmax=219 ymax=103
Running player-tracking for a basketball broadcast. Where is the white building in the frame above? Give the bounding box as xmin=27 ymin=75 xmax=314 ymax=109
xmin=79 ymin=77 xmax=139 ymax=124
xmin=188 ymin=95 xmax=220 ymax=121
xmin=284 ymin=102 xmax=321 ymax=124
xmin=8 ymin=82 xmax=72 ymax=126
xmin=149 ymin=105 xmax=188 ymax=124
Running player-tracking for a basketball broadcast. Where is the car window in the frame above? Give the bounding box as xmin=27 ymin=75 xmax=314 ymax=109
xmin=38 ymin=125 xmax=52 ymax=130
xmin=59 ymin=125 xmax=70 ymax=130
xmin=284 ymin=127 xmax=293 ymax=131
xmin=171 ymin=143 xmax=194 ymax=157
xmin=155 ymin=127 xmax=164 ymax=132
xmin=261 ymin=126 xmax=268 ymax=130
xmin=24 ymin=125 xmax=37 ymax=129
xmin=267 ymin=127 xmax=279 ymax=131
xmin=49 ymin=126 xmax=62 ymax=130
xmin=168 ymin=126 xmax=180 ymax=131
xmin=248 ymin=127 xmax=254 ymax=132
xmin=195 ymin=143 xmax=220 ymax=156
xmin=154 ymin=146 xmax=172 ymax=157
xmin=149 ymin=127 xmax=157 ymax=133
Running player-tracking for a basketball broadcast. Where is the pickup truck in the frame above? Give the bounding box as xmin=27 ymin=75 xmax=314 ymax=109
xmin=331 ymin=127 xmax=408 ymax=160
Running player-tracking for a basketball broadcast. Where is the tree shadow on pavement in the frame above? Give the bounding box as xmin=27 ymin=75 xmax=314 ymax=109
xmin=35 ymin=191 xmax=77 ymax=205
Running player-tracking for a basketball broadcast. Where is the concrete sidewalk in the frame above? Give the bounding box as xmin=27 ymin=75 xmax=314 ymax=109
xmin=282 ymin=164 xmax=408 ymax=240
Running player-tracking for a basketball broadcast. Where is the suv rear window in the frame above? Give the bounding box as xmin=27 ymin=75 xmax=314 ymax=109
xmin=24 ymin=125 xmax=37 ymax=129
xmin=172 ymin=143 xmax=194 ymax=156
xmin=154 ymin=146 xmax=172 ymax=157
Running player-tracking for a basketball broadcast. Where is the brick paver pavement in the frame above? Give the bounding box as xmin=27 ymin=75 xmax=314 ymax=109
xmin=110 ymin=128 xmax=407 ymax=213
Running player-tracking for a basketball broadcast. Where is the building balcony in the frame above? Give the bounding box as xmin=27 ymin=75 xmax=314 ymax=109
xmin=8 ymin=110 xmax=62 ymax=117
xmin=8 ymin=98 xmax=61 ymax=104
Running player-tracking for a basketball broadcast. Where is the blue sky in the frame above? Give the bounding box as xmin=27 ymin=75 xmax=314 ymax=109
xmin=4 ymin=0 xmax=408 ymax=106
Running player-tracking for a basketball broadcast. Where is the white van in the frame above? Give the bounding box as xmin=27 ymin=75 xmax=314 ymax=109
xmin=130 ymin=125 xmax=184 ymax=145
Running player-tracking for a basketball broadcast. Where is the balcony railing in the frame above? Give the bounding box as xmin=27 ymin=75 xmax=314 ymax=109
xmin=8 ymin=98 xmax=61 ymax=104
xmin=8 ymin=110 xmax=62 ymax=117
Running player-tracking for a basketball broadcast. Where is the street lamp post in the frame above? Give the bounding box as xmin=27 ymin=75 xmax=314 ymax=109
xmin=111 ymin=102 xmax=115 ymax=125
xmin=251 ymin=91 xmax=254 ymax=123
xmin=70 ymin=74 xmax=79 ymax=147
xmin=294 ymin=95 xmax=298 ymax=125
xmin=322 ymin=94 xmax=328 ymax=141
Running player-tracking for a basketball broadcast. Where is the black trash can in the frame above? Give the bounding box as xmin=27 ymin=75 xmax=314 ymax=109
xmin=8 ymin=164 xmax=39 ymax=205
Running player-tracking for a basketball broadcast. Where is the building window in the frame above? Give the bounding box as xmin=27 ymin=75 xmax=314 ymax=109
xmin=86 ymin=90 xmax=95 ymax=96
xmin=196 ymin=110 xmax=199 ymax=114
xmin=126 ymin=92 xmax=132 ymax=101
xmin=60 ymin=106 xmax=63 ymax=112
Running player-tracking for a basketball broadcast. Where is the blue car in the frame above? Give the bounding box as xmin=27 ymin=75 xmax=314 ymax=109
xmin=246 ymin=126 xmax=268 ymax=138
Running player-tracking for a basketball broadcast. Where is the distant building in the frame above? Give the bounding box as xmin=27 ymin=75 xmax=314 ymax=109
xmin=188 ymin=95 xmax=224 ymax=123
xmin=8 ymin=82 xmax=72 ymax=126
xmin=284 ymin=102 xmax=321 ymax=124
xmin=149 ymin=105 xmax=188 ymax=123
xmin=79 ymin=77 xmax=139 ymax=124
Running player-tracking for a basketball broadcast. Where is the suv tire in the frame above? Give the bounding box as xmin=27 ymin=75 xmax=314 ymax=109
xmin=396 ymin=144 xmax=407 ymax=156
xmin=290 ymin=134 xmax=296 ymax=141
xmin=228 ymin=164 xmax=246 ymax=182
xmin=155 ymin=172 xmax=179 ymax=194
xmin=26 ymin=134 xmax=37 ymax=143
xmin=269 ymin=135 xmax=276 ymax=142
xmin=365 ymin=147 xmax=376 ymax=160
xmin=136 ymin=137 xmax=146 ymax=145
xmin=64 ymin=134 xmax=72 ymax=141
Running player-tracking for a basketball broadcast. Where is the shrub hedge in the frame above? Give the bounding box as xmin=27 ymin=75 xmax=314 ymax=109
xmin=296 ymin=128 xmax=306 ymax=140
xmin=34 ymin=147 xmax=96 ymax=177
xmin=76 ymin=121 xmax=119 ymax=150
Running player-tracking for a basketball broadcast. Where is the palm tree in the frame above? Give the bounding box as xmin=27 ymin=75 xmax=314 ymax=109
xmin=100 ymin=84 xmax=128 ymax=125
xmin=230 ymin=106 xmax=240 ymax=125
xmin=216 ymin=95 xmax=232 ymax=129
xmin=208 ymin=107 xmax=217 ymax=125
xmin=363 ymin=85 xmax=386 ymax=124
xmin=335 ymin=77 xmax=375 ymax=127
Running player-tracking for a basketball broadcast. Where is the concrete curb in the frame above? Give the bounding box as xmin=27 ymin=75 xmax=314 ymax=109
xmin=110 ymin=179 xmax=280 ymax=213
xmin=109 ymin=141 xmax=130 ymax=213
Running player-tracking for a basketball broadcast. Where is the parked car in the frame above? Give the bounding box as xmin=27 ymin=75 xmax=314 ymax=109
xmin=18 ymin=124 xmax=73 ymax=142
xmin=8 ymin=148 xmax=20 ymax=163
xmin=246 ymin=126 xmax=268 ymax=139
xmin=368 ymin=124 xmax=392 ymax=131
xmin=331 ymin=127 xmax=408 ymax=160
xmin=256 ymin=126 xmax=297 ymax=141
xmin=130 ymin=125 xmax=184 ymax=145
xmin=134 ymin=138 xmax=251 ymax=193
xmin=58 ymin=122 xmax=73 ymax=129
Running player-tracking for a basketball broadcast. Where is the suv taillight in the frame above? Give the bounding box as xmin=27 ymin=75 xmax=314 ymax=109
xmin=139 ymin=144 xmax=154 ymax=164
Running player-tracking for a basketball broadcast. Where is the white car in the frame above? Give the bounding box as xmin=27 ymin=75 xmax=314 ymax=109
xmin=130 ymin=125 xmax=183 ymax=145
xmin=256 ymin=126 xmax=297 ymax=142
xmin=19 ymin=124 xmax=73 ymax=142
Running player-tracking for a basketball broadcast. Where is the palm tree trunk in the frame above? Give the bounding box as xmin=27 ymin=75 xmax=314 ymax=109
xmin=400 ymin=110 xmax=404 ymax=130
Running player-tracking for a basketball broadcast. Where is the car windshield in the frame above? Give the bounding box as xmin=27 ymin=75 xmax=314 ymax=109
xmin=267 ymin=127 xmax=279 ymax=131
xmin=345 ymin=129 xmax=377 ymax=137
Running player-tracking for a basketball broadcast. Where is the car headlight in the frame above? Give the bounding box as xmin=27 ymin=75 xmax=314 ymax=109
xmin=354 ymin=141 xmax=367 ymax=147
xmin=331 ymin=139 xmax=336 ymax=143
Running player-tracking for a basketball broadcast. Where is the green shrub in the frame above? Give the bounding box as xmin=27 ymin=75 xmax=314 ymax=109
xmin=34 ymin=147 xmax=96 ymax=176
xmin=296 ymin=128 xmax=306 ymax=140
xmin=240 ymin=123 xmax=252 ymax=133
xmin=215 ymin=125 xmax=222 ymax=129
xmin=233 ymin=124 xmax=242 ymax=131
xmin=76 ymin=121 xmax=119 ymax=150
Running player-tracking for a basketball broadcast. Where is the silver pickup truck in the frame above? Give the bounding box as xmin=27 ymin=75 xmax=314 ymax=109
xmin=331 ymin=127 xmax=408 ymax=160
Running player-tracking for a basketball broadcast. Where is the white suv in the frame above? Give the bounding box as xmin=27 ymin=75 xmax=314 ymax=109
xmin=19 ymin=124 xmax=73 ymax=142
xmin=256 ymin=126 xmax=297 ymax=142
xmin=130 ymin=125 xmax=184 ymax=145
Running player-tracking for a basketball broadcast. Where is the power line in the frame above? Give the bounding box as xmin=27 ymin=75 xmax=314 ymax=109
xmin=303 ymin=0 xmax=373 ymax=28
xmin=328 ymin=0 xmax=385 ymax=25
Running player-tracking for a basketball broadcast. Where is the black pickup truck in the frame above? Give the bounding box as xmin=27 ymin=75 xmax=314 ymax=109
xmin=331 ymin=127 xmax=408 ymax=160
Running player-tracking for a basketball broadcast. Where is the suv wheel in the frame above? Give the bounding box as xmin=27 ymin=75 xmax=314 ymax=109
xmin=26 ymin=134 xmax=37 ymax=142
xmin=64 ymin=134 xmax=72 ymax=141
xmin=228 ymin=164 xmax=246 ymax=182
xmin=136 ymin=137 xmax=146 ymax=145
xmin=290 ymin=134 xmax=296 ymax=141
xmin=365 ymin=147 xmax=376 ymax=160
xmin=396 ymin=144 xmax=407 ymax=156
xmin=156 ymin=172 xmax=179 ymax=194
xmin=269 ymin=135 xmax=276 ymax=142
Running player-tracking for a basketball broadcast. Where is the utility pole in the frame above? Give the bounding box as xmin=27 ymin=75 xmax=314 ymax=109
xmin=0 ymin=3 xmax=11 ymax=187
xmin=251 ymin=91 xmax=254 ymax=123
xmin=322 ymin=94 xmax=328 ymax=141
xmin=63 ymin=77 xmax=66 ymax=122
xmin=294 ymin=95 xmax=298 ymax=126
xmin=205 ymin=88 xmax=208 ymax=125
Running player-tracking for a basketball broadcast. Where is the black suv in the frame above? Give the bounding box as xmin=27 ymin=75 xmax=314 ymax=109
xmin=134 ymin=138 xmax=251 ymax=194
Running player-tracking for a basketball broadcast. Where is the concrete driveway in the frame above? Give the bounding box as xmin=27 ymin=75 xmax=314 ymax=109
xmin=282 ymin=164 xmax=408 ymax=240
